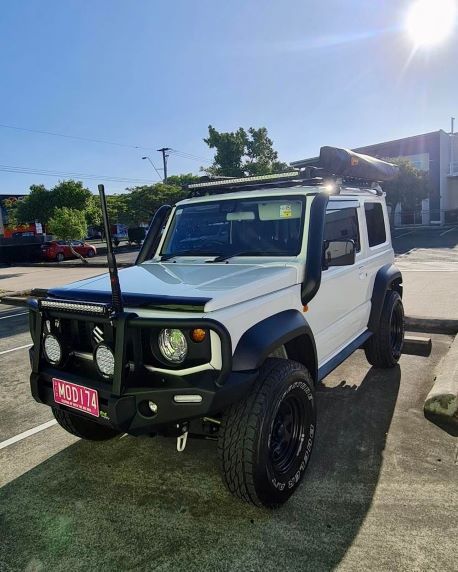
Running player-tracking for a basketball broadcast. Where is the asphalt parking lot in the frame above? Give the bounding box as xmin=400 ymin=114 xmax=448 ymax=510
xmin=0 ymin=300 xmax=456 ymax=571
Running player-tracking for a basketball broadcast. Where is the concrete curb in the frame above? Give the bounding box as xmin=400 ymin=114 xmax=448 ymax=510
xmin=12 ymin=261 xmax=131 ymax=269
xmin=424 ymin=335 xmax=458 ymax=428
xmin=405 ymin=316 xmax=458 ymax=335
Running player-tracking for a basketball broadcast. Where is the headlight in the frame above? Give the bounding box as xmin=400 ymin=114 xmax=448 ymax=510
xmin=94 ymin=343 xmax=115 ymax=378
xmin=43 ymin=334 xmax=63 ymax=366
xmin=158 ymin=329 xmax=188 ymax=364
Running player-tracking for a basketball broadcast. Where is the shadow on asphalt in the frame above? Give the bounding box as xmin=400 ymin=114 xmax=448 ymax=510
xmin=0 ymin=316 xmax=29 ymax=338
xmin=393 ymin=228 xmax=458 ymax=255
xmin=0 ymin=366 xmax=400 ymax=571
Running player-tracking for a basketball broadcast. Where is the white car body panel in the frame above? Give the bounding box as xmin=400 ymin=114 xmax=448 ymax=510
xmin=53 ymin=186 xmax=398 ymax=379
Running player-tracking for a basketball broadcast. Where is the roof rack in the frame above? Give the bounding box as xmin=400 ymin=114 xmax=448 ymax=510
xmin=186 ymin=146 xmax=398 ymax=197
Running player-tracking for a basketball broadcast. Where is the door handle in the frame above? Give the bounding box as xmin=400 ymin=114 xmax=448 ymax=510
xmin=358 ymin=266 xmax=367 ymax=280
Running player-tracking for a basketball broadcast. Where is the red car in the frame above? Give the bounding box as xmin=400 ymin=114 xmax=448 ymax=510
xmin=41 ymin=240 xmax=97 ymax=262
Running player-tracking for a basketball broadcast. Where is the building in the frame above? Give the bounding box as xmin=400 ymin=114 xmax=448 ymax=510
xmin=291 ymin=129 xmax=458 ymax=225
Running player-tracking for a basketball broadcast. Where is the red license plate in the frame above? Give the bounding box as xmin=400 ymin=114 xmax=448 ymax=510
xmin=53 ymin=378 xmax=99 ymax=417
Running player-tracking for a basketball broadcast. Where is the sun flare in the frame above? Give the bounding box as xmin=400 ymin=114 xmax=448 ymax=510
xmin=406 ymin=0 xmax=457 ymax=47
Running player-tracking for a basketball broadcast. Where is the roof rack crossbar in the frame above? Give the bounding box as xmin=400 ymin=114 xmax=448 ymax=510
xmin=185 ymin=146 xmax=397 ymax=197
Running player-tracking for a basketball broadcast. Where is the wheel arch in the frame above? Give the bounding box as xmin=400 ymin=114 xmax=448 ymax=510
xmin=232 ymin=310 xmax=318 ymax=383
xmin=368 ymin=263 xmax=403 ymax=332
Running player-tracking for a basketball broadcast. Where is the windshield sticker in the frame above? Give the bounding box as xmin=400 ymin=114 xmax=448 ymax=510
xmin=280 ymin=204 xmax=292 ymax=218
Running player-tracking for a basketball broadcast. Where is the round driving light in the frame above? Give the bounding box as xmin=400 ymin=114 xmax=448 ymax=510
xmin=148 ymin=401 xmax=158 ymax=414
xmin=158 ymin=328 xmax=188 ymax=363
xmin=43 ymin=334 xmax=63 ymax=365
xmin=190 ymin=328 xmax=207 ymax=343
xmin=94 ymin=344 xmax=115 ymax=378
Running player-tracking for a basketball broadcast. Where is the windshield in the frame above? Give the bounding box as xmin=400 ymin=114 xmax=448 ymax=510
xmin=160 ymin=196 xmax=305 ymax=259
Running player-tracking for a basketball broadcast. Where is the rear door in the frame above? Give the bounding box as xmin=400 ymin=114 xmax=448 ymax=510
xmin=360 ymin=199 xmax=394 ymax=308
xmin=306 ymin=200 xmax=370 ymax=366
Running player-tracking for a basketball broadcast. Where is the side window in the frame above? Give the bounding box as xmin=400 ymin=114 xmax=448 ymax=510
xmin=324 ymin=207 xmax=360 ymax=252
xmin=364 ymin=203 xmax=386 ymax=247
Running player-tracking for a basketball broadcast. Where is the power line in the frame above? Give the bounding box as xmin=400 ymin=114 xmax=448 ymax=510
xmin=0 ymin=122 xmax=158 ymax=151
xmin=0 ymin=123 xmax=214 ymax=164
xmin=169 ymin=148 xmax=211 ymax=163
xmin=0 ymin=163 xmax=154 ymax=184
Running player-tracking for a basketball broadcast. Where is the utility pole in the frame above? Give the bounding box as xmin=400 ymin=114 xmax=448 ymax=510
xmin=157 ymin=147 xmax=171 ymax=183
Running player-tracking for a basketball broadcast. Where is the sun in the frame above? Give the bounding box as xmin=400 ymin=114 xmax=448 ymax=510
xmin=406 ymin=0 xmax=457 ymax=47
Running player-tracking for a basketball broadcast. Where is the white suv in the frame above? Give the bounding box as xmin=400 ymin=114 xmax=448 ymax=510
xmin=28 ymin=147 xmax=404 ymax=508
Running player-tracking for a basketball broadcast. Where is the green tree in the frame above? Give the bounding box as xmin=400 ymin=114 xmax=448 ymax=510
xmin=85 ymin=194 xmax=103 ymax=228
xmin=48 ymin=207 xmax=87 ymax=240
xmin=382 ymin=158 xmax=432 ymax=227
xmin=48 ymin=207 xmax=89 ymax=263
xmin=11 ymin=184 xmax=55 ymax=226
xmin=123 ymin=182 xmax=190 ymax=225
xmin=203 ymin=125 xmax=289 ymax=177
xmin=11 ymin=180 xmax=94 ymax=228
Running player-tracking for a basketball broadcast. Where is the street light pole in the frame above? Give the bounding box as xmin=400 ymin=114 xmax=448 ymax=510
xmin=141 ymin=156 xmax=162 ymax=182
xmin=157 ymin=147 xmax=171 ymax=183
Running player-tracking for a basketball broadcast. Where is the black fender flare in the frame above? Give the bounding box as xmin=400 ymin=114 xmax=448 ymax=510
xmin=232 ymin=309 xmax=318 ymax=381
xmin=368 ymin=263 xmax=403 ymax=332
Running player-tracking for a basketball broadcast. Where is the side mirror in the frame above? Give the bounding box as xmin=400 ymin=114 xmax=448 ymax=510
xmin=322 ymin=239 xmax=356 ymax=270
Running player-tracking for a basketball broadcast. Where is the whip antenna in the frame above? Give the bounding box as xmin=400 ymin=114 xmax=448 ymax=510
xmin=98 ymin=184 xmax=123 ymax=314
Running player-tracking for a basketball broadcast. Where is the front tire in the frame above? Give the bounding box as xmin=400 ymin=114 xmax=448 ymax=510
xmin=365 ymin=290 xmax=404 ymax=368
xmin=218 ymin=358 xmax=316 ymax=508
xmin=52 ymin=407 xmax=120 ymax=441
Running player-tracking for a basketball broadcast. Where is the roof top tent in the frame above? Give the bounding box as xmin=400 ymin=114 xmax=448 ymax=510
xmin=186 ymin=146 xmax=399 ymax=197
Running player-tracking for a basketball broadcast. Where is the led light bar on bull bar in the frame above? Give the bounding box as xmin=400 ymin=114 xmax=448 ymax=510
xmin=187 ymin=171 xmax=301 ymax=190
xmin=39 ymin=299 xmax=111 ymax=316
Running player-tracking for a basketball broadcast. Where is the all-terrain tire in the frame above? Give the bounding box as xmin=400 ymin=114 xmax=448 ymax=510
xmin=52 ymin=407 xmax=120 ymax=441
xmin=218 ymin=358 xmax=316 ymax=508
xmin=364 ymin=290 xmax=404 ymax=368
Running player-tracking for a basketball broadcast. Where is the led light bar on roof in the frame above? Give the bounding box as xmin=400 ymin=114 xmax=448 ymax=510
xmin=39 ymin=299 xmax=110 ymax=316
xmin=187 ymin=171 xmax=300 ymax=190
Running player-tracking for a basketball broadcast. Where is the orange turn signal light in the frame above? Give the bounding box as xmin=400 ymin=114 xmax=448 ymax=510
xmin=190 ymin=328 xmax=207 ymax=343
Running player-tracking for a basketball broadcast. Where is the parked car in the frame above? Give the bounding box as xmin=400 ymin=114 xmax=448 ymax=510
xmin=41 ymin=240 xmax=97 ymax=262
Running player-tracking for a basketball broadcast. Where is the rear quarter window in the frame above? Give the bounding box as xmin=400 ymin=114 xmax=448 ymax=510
xmin=364 ymin=203 xmax=386 ymax=247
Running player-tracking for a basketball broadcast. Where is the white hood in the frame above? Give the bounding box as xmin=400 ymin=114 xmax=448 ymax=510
xmin=49 ymin=262 xmax=300 ymax=312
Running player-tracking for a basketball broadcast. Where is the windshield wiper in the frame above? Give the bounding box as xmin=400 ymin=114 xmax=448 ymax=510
xmin=160 ymin=250 xmax=215 ymax=261
xmin=209 ymin=251 xmax=270 ymax=263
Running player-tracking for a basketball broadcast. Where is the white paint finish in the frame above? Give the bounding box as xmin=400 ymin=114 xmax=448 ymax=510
xmin=209 ymin=284 xmax=303 ymax=355
xmin=0 ymin=343 xmax=32 ymax=356
xmin=0 ymin=420 xmax=57 ymax=450
xmin=0 ymin=312 xmax=27 ymax=320
xmin=54 ymin=262 xmax=300 ymax=313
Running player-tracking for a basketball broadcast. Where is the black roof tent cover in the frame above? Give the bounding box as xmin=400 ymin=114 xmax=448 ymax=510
xmin=319 ymin=146 xmax=398 ymax=182
xmin=185 ymin=146 xmax=399 ymax=196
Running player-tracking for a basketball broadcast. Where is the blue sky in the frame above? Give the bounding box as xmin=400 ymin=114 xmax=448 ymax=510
xmin=1 ymin=0 xmax=457 ymax=194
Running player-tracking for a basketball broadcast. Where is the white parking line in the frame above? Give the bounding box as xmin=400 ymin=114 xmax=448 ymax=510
xmin=394 ymin=231 xmax=415 ymax=239
xmin=0 ymin=343 xmax=33 ymax=356
xmin=440 ymin=226 xmax=458 ymax=237
xmin=0 ymin=420 xmax=57 ymax=450
xmin=0 ymin=312 xmax=27 ymax=320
